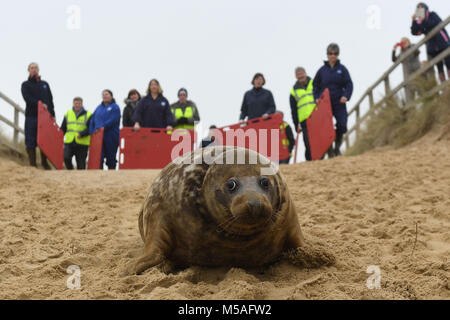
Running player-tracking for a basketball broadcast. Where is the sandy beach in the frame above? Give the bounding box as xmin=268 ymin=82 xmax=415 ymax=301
xmin=0 ymin=131 xmax=449 ymax=300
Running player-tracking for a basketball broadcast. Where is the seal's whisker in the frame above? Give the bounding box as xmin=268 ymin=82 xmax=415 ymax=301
xmin=216 ymin=215 xmax=238 ymax=233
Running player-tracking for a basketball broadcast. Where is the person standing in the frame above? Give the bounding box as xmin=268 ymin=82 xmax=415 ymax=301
xmin=61 ymin=97 xmax=92 ymax=170
xmin=122 ymin=89 xmax=141 ymax=127
xmin=411 ymin=2 xmax=450 ymax=83
xmin=133 ymin=79 xmax=174 ymax=130
xmin=277 ymin=111 xmax=295 ymax=165
xmin=392 ymin=37 xmax=421 ymax=102
xmin=21 ymin=62 xmax=55 ymax=169
xmin=200 ymin=125 xmax=218 ymax=148
xmin=289 ymin=67 xmax=316 ymax=161
xmin=171 ymin=88 xmax=200 ymax=130
xmin=89 ymin=90 xmax=121 ymax=170
xmin=239 ymin=73 xmax=276 ymax=122
xmin=313 ymin=43 xmax=353 ymax=157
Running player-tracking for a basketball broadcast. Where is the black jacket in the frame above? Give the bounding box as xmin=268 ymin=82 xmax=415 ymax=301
xmin=240 ymin=87 xmax=276 ymax=121
xmin=133 ymin=94 xmax=175 ymax=128
xmin=21 ymin=76 xmax=55 ymax=117
xmin=284 ymin=122 xmax=295 ymax=154
xmin=200 ymin=137 xmax=216 ymax=149
xmin=60 ymin=108 xmax=91 ymax=138
xmin=411 ymin=11 xmax=450 ymax=55
xmin=122 ymin=99 xmax=139 ymax=127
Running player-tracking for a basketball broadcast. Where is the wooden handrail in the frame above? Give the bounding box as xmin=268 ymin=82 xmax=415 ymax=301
xmin=0 ymin=114 xmax=25 ymax=134
xmin=348 ymin=15 xmax=450 ymax=117
xmin=345 ymin=15 xmax=450 ymax=149
xmin=346 ymin=47 xmax=450 ymax=137
xmin=0 ymin=91 xmax=25 ymax=114
xmin=0 ymin=90 xmax=25 ymax=149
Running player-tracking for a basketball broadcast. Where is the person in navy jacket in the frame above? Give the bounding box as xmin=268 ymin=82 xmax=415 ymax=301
xmin=411 ymin=2 xmax=450 ymax=82
xmin=239 ymin=73 xmax=276 ymax=122
xmin=313 ymin=43 xmax=353 ymax=157
xmin=21 ymin=62 xmax=55 ymax=169
xmin=89 ymin=89 xmax=121 ymax=170
xmin=133 ymin=79 xmax=174 ymax=130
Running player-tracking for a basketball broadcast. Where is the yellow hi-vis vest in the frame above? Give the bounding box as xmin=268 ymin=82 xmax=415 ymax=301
xmin=280 ymin=122 xmax=292 ymax=156
xmin=64 ymin=109 xmax=92 ymax=146
xmin=290 ymin=79 xmax=316 ymax=123
xmin=172 ymin=106 xmax=194 ymax=129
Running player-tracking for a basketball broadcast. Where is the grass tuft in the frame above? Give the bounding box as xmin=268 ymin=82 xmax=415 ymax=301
xmin=346 ymin=83 xmax=450 ymax=156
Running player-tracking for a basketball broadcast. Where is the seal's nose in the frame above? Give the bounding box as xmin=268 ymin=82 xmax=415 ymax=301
xmin=248 ymin=199 xmax=261 ymax=211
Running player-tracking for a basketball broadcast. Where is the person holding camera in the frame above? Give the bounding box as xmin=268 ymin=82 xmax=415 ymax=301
xmin=411 ymin=2 xmax=450 ymax=83
xmin=392 ymin=37 xmax=421 ymax=102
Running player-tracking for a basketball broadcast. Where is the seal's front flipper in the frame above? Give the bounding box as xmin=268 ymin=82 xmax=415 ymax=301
xmin=283 ymin=243 xmax=336 ymax=268
xmin=134 ymin=251 xmax=166 ymax=275
xmin=136 ymin=205 xmax=174 ymax=274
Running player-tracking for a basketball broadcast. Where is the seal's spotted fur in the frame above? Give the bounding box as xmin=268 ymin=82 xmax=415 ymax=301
xmin=134 ymin=146 xmax=307 ymax=274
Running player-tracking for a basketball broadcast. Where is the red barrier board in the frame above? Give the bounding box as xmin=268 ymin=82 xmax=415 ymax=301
xmin=37 ymin=101 xmax=64 ymax=170
xmin=306 ymin=89 xmax=336 ymax=161
xmin=87 ymin=127 xmax=104 ymax=170
xmin=119 ymin=128 xmax=195 ymax=169
xmin=215 ymin=112 xmax=290 ymax=162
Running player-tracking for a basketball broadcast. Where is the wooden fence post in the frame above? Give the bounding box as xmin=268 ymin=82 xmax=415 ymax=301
xmin=355 ymin=104 xmax=360 ymax=139
xmin=14 ymin=109 xmax=19 ymax=144
xmin=384 ymin=76 xmax=391 ymax=95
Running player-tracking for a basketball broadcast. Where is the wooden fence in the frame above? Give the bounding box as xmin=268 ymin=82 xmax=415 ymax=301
xmin=0 ymin=90 xmax=25 ymax=154
xmin=344 ymin=15 xmax=450 ymax=150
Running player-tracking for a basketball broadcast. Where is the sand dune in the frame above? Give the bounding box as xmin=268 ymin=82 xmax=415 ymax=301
xmin=0 ymin=132 xmax=449 ymax=300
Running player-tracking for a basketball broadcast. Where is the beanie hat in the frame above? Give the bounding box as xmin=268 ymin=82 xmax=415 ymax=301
xmin=417 ymin=2 xmax=429 ymax=12
xmin=178 ymin=88 xmax=188 ymax=97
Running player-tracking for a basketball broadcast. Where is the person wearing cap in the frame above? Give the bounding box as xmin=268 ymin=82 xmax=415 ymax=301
xmin=411 ymin=2 xmax=450 ymax=83
xmin=61 ymin=97 xmax=92 ymax=170
xmin=290 ymin=67 xmax=315 ymax=161
xmin=239 ymin=73 xmax=276 ymax=122
xmin=170 ymin=88 xmax=200 ymax=130
xmin=313 ymin=43 xmax=353 ymax=158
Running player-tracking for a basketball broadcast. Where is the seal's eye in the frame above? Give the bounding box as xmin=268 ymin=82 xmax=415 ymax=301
xmin=225 ymin=179 xmax=238 ymax=193
xmin=259 ymin=177 xmax=270 ymax=190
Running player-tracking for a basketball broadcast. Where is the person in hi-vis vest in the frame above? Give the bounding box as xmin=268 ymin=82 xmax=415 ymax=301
xmin=277 ymin=111 xmax=295 ymax=165
xmin=170 ymin=88 xmax=200 ymax=130
xmin=60 ymin=97 xmax=92 ymax=170
xmin=289 ymin=67 xmax=316 ymax=161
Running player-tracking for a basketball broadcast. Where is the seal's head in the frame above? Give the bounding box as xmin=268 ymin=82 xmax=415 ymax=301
xmin=200 ymin=147 xmax=286 ymax=235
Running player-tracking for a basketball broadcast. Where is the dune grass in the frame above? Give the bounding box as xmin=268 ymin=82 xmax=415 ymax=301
xmin=346 ymin=83 xmax=450 ymax=156
xmin=0 ymin=127 xmax=26 ymax=162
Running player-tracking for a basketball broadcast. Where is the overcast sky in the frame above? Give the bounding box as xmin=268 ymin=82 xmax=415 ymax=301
xmin=1 ymin=0 xmax=449 ymax=144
